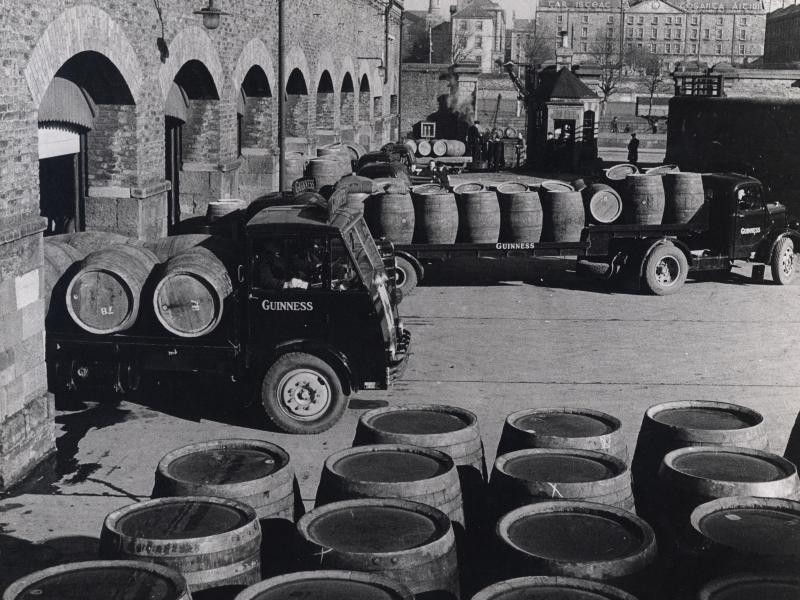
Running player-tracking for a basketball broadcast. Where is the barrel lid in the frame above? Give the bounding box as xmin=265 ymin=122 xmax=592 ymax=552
xmin=699 ymin=575 xmax=800 ymax=600
xmin=363 ymin=404 xmax=474 ymax=436
xmin=604 ymin=164 xmax=639 ymax=180
xmin=497 ymin=449 xmax=622 ymax=484
xmin=499 ymin=501 xmax=655 ymax=567
xmin=644 ymin=165 xmax=680 ymax=175
xmin=664 ymin=446 xmax=794 ymax=484
xmin=648 ymin=401 xmax=762 ymax=431
xmin=158 ymin=439 xmax=289 ymax=486
xmin=107 ymin=496 xmax=255 ymax=541
xmin=453 ymin=182 xmax=484 ymax=194
xmin=298 ymin=499 xmax=448 ymax=553
xmin=496 ymin=182 xmax=530 ymax=194
xmin=411 ymin=183 xmax=446 ymax=195
xmin=2 ymin=561 xmax=188 ymax=600
xmin=233 ymin=571 xmax=414 ymax=600
xmin=540 ymin=180 xmax=575 ymax=192
xmin=509 ymin=408 xmax=618 ymax=438
xmin=692 ymin=497 xmax=800 ymax=556
xmin=471 ymin=577 xmax=638 ymax=600
xmin=328 ymin=445 xmax=450 ymax=483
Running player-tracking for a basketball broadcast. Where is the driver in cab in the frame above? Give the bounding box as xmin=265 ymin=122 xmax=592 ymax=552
xmin=258 ymin=242 xmax=324 ymax=290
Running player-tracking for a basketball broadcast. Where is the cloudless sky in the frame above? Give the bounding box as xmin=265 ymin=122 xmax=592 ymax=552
xmin=403 ymin=0 xmax=537 ymax=20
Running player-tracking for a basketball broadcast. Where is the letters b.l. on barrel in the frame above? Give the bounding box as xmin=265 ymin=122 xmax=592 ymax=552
xmin=66 ymin=245 xmax=159 ymax=334
xmin=153 ymin=246 xmax=234 ymax=338
xmin=100 ymin=496 xmax=261 ymax=593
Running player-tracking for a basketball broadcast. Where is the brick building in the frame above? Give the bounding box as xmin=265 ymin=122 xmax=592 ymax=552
xmin=534 ymin=0 xmax=766 ymax=68
xmin=452 ymin=0 xmax=507 ymax=73
xmin=765 ymin=5 xmax=800 ymax=65
xmin=0 ymin=0 xmax=402 ymax=490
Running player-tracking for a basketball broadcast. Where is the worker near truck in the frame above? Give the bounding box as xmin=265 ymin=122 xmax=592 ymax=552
xmin=467 ymin=120 xmax=483 ymax=162
xmin=628 ymin=133 xmax=640 ymax=166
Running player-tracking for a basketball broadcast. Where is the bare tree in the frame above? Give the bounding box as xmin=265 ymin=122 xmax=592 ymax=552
xmin=628 ymin=49 xmax=667 ymax=130
xmin=452 ymin=27 xmax=473 ymax=64
xmin=522 ymin=31 xmax=556 ymax=68
xmin=589 ymin=32 xmax=623 ymax=115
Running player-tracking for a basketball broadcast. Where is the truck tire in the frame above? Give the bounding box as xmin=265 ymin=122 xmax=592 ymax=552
xmin=771 ymin=237 xmax=797 ymax=285
xmin=394 ymin=256 xmax=418 ymax=296
xmin=643 ymin=243 xmax=688 ymax=296
xmin=260 ymin=352 xmax=348 ymax=434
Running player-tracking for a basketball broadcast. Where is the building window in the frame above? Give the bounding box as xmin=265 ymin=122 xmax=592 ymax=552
xmin=459 ymin=20 xmax=467 ymax=31
xmin=691 ymin=28 xmax=698 ymax=39
xmin=739 ymin=44 xmax=746 ymax=54
xmin=582 ymin=27 xmax=588 ymax=37
xmin=741 ymin=16 xmax=748 ymax=25
xmin=691 ymin=15 xmax=698 ymax=25
xmin=627 ymin=15 xmax=634 ymax=24
xmin=582 ymin=42 xmax=588 ymax=52
xmin=637 ymin=27 xmax=643 ymax=38
xmin=607 ymin=27 xmax=614 ymax=38
xmin=716 ymin=28 xmax=723 ymax=39
xmin=650 ymin=42 xmax=656 ymax=52
xmin=717 ymin=16 xmax=723 ymax=25
xmin=652 ymin=16 xmax=659 ymax=24
xmin=651 ymin=27 xmax=658 ymax=38
xmin=626 ymin=27 xmax=633 ymax=37
xmin=665 ymin=43 xmax=671 ymax=53
xmin=675 ymin=29 xmax=682 ymax=39
xmin=582 ymin=14 xmax=589 ymax=23
xmin=637 ymin=42 xmax=643 ymax=48
xmin=665 ymin=29 xmax=671 ymax=39
xmin=476 ymin=21 xmax=483 ymax=31
xmin=638 ymin=16 xmax=644 ymax=24
xmin=703 ymin=29 xmax=710 ymax=39
xmin=738 ymin=29 xmax=746 ymax=40
xmin=691 ymin=42 xmax=698 ymax=53
xmin=715 ymin=43 xmax=722 ymax=54
xmin=557 ymin=14 xmax=564 ymax=25
xmin=475 ymin=36 xmax=482 ymax=48
xmin=608 ymin=15 xmax=614 ymax=23
xmin=627 ymin=42 xmax=633 ymax=50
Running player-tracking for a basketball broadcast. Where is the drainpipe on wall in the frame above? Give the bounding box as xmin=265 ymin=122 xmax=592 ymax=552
xmin=278 ymin=0 xmax=286 ymax=191
xmin=399 ymin=4 xmax=405 ymax=139
xmin=385 ymin=0 xmax=396 ymax=85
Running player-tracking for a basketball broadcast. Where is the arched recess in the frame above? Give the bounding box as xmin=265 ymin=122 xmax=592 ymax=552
xmin=389 ymin=75 xmax=400 ymax=142
xmin=36 ymin=51 xmax=135 ymax=235
xmin=340 ymin=73 xmax=356 ymax=141
xmin=158 ymin=27 xmax=224 ymax=101
xmin=240 ymin=65 xmax=274 ymax=150
xmin=316 ymin=71 xmax=335 ymax=132
xmin=286 ymin=68 xmax=310 ymax=138
xmin=358 ymin=74 xmax=372 ymax=148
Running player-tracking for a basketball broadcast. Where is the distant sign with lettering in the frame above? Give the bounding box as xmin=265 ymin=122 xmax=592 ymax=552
xmin=544 ymin=0 xmax=760 ymax=9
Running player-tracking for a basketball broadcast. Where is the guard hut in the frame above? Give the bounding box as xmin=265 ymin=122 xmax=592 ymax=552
xmin=528 ymin=67 xmax=600 ymax=172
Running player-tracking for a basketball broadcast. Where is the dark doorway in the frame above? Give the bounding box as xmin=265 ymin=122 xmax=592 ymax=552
xmin=165 ymin=117 xmax=183 ymax=234
xmin=38 ymin=129 xmax=88 ymax=236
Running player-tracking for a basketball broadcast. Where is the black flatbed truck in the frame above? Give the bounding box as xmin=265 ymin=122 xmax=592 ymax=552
xmin=390 ymin=173 xmax=800 ymax=296
xmin=46 ymin=192 xmax=411 ymax=434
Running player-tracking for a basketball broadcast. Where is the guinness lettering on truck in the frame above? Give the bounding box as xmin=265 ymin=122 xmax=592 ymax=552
xmin=46 ymin=189 xmax=411 ymax=434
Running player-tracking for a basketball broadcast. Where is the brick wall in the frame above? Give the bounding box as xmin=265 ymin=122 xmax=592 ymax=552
xmin=0 ymin=0 xmax=402 ymax=490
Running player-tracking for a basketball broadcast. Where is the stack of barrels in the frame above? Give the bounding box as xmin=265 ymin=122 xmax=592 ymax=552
xmin=406 ymin=138 xmax=467 ymax=158
xmin=8 ymin=401 xmax=800 ymax=600
xmin=44 ymin=231 xmax=239 ymax=339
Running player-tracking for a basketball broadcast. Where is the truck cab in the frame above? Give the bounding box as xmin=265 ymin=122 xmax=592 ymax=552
xmin=244 ymin=192 xmax=410 ymax=433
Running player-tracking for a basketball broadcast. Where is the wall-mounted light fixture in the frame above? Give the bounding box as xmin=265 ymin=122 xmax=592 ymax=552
xmin=194 ymin=0 xmax=230 ymax=30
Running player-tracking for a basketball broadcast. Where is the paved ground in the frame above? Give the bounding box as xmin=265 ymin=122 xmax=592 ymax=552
xmin=2 ymin=255 xmax=800 ymax=593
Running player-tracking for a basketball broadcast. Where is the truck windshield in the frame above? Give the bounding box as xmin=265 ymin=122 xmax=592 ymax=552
xmin=345 ymin=219 xmax=383 ymax=281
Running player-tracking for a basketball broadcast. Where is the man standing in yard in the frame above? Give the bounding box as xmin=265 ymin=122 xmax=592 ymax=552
xmin=627 ymin=133 xmax=640 ymax=166
xmin=467 ymin=120 xmax=483 ymax=162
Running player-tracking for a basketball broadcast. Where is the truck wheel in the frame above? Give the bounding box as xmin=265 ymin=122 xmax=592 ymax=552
xmin=394 ymin=256 xmax=418 ymax=296
xmin=771 ymin=237 xmax=797 ymax=285
xmin=260 ymin=353 xmax=348 ymax=434
xmin=643 ymin=244 xmax=688 ymax=296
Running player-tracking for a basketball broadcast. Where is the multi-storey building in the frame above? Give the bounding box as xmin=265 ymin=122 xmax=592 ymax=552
xmin=452 ymin=0 xmax=508 ymax=72
xmin=765 ymin=5 xmax=800 ymax=64
xmin=535 ymin=0 xmax=766 ymax=68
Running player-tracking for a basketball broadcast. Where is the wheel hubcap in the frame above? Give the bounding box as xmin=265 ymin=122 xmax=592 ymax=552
xmin=655 ymin=256 xmax=681 ymax=287
xmin=780 ymin=248 xmax=795 ymax=276
xmin=395 ymin=267 xmax=407 ymax=288
xmin=277 ymin=369 xmax=331 ymax=420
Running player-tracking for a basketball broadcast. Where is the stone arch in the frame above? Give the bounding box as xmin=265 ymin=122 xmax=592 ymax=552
xmin=231 ymin=38 xmax=277 ymax=93
xmin=25 ymin=5 xmax=143 ymax=107
xmin=285 ymin=45 xmax=312 ymax=88
xmin=316 ymin=70 xmax=336 ymax=134
xmin=159 ymin=26 xmax=224 ymax=100
xmin=339 ymin=71 xmax=357 ymax=136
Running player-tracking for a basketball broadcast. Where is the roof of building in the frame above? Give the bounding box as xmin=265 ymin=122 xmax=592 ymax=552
xmin=768 ymin=4 xmax=800 ymax=19
xmin=536 ymin=67 xmax=599 ymax=100
xmin=452 ymin=0 xmax=503 ymax=19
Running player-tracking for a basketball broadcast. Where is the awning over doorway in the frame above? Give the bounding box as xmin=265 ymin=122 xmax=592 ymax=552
xmin=38 ymin=77 xmax=96 ymax=129
xmin=165 ymin=82 xmax=189 ymax=122
xmin=38 ymin=126 xmax=80 ymax=159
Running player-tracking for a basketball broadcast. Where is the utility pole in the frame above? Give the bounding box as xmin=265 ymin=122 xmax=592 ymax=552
xmin=430 ymin=25 xmax=433 ymax=63
xmin=278 ymin=0 xmax=285 ymax=192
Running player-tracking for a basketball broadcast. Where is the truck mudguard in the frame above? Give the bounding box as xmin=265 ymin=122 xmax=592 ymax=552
xmin=268 ymin=339 xmax=356 ymax=395
xmin=637 ymin=237 xmax=693 ymax=279
xmin=393 ymin=251 xmax=424 ymax=281
xmin=757 ymin=229 xmax=800 ymax=265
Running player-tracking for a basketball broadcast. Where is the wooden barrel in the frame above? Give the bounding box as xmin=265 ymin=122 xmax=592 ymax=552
xmin=99 ymin=496 xmax=262 ymax=592
xmin=56 ymin=231 xmax=141 ymax=255
xmin=583 ymin=184 xmax=623 ymax=225
xmin=631 ymin=400 xmax=768 ymax=521
xmin=540 ymin=190 xmax=586 ymax=243
xmin=318 ymin=147 xmax=353 ymax=176
xmin=785 ymin=411 xmax=800 ymax=469
xmin=354 ymin=404 xmax=486 ymax=478
xmin=342 ymin=142 xmax=368 ymax=164
xmin=233 ymin=570 xmax=415 ymax=600
xmin=459 ymin=190 xmax=500 ymax=243
xmin=152 ymin=246 xmax=234 ymax=338
xmin=336 ymin=175 xmax=375 ymax=209
xmin=663 ymin=172 xmax=706 ymax=225
xmin=307 ymin=159 xmax=343 ymax=190
xmin=496 ymin=501 xmax=656 ymax=596
xmin=411 ymin=190 xmax=459 ymax=244
xmin=571 ymin=178 xmax=588 ymax=192
xmin=697 ymin=574 xmax=800 ymax=600
xmin=623 ymin=174 xmax=665 ymax=225
xmin=498 ymin=408 xmax=628 ymax=462
xmin=416 ymin=139 xmax=432 ymax=157
xmin=497 ymin=186 xmax=542 ymax=243
xmin=44 ymin=240 xmax=86 ymax=310
xmin=315 ymin=443 xmax=464 ymax=528
xmin=432 ymin=140 xmax=448 ymax=157
xmin=403 ymin=139 xmax=418 ymax=156
xmin=153 ymin=439 xmax=299 ymax=521
xmin=689 ymin=497 xmax=800 ymax=578
xmin=445 ymin=140 xmax=466 ymax=157
xmin=284 ymin=152 xmax=306 ymax=189
xmin=296 ymin=498 xmax=459 ymax=600
xmin=357 ymin=162 xmax=412 ymax=188
xmin=604 ymin=164 xmax=640 ymax=182
xmin=411 ymin=183 xmax=446 ymax=195
xmin=2 ymin=561 xmax=192 ymax=600
xmin=66 ymin=245 xmax=158 ymax=335
xmin=207 ymin=199 xmax=247 ymax=223
xmin=364 ymin=184 xmax=415 ymax=244
xmin=471 ymin=576 xmax=638 ymax=600
xmin=505 ymin=127 xmax=518 ymax=139
xmin=540 ymin=180 xmax=575 ymax=193
xmin=490 ymin=449 xmax=634 ymax=516
xmin=645 ymin=164 xmax=680 ymax=175
xmin=146 ymin=234 xmax=214 ymax=262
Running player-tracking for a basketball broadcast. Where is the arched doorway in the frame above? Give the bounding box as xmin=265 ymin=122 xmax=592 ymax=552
xmin=340 ymin=73 xmax=356 ymax=142
xmin=238 ymin=65 xmax=274 ymax=200
xmin=316 ymin=71 xmax=335 ymax=144
xmin=358 ymin=75 xmax=372 ymax=148
xmin=286 ymin=68 xmax=310 ymax=139
xmin=37 ymin=51 xmax=134 ymax=235
xmin=167 ymin=59 xmax=219 ymax=232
